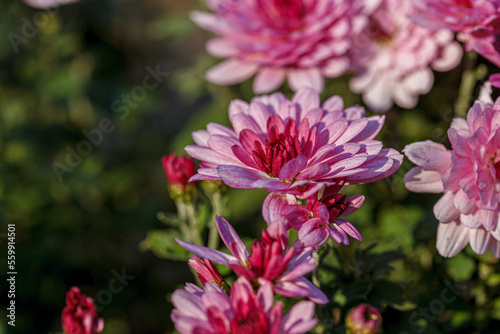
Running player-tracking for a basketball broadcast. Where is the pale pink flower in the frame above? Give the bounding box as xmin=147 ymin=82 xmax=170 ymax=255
xmin=176 ymin=215 xmax=328 ymax=304
xmin=349 ymin=0 xmax=463 ymax=112
xmin=191 ymin=0 xmax=378 ymax=93
xmin=185 ymin=88 xmax=403 ymax=199
xmin=404 ymin=83 xmax=500 ymax=258
xmin=21 ymin=0 xmax=79 ymax=8
xmin=411 ymin=0 xmax=500 ymax=67
xmin=171 ymin=277 xmax=318 ymax=334
xmin=61 ymin=287 xmax=104 ymax=334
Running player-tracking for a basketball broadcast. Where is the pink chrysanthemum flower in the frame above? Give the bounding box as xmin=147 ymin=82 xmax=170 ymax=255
xmin=269 ymin=182 xmax=363 ymax=247
xmin=349 ymin=0 xmax=463 ymax=112
xmin=177 ymin=215 xmax=328 ymax=304
xmin=171 ymin=277 xmax=318 ymax=334
xmin=191 ymin=0 xmax=377 ymax=93
xmin=411 ymin=0 xmax=500 ymax=67
xmin=404 ymin=83 xmax=500 ymax=258
xmin=186 ymin=88 xmax=403 ymax=199
xmin=61 ymin=287 xmax=104 ymax=334
xmin=21 ymin=0 xmax=79 ymax=8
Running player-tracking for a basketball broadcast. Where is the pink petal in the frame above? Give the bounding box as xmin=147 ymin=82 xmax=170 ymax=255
xmin=336 ymin=218 xmax=362 ymax=241
xmin=349 ymin=115 xmax=384 ymax=142
xmin=185 ymin=145 xmax=241 ymax=167
xmin=470 ymin=228 xmax=492 ymax=255
xmin=215 ymin=216 xmax=249 ymax=264
xmin=291 ymin=88 xmax=321 ymax=111
xmin=279 ymin=155 xmax=308 ymax=180
xmin=282 ymin=301 xmax=318 ymax=334
xmin=205 ymin=38 xmax=238 ymax=58
xmin=281 ymin=205 xmax=312 ymax=230
xmin=436 ymin=221 xmax=470 ymax=258
xmin=206 ymin=59 xmax=258 ymax=85
xmin=217 ymin=165 xmax=269 ymax=189
xmin=298 ymin=219 xmax=329 ymax=248
xmin=287 ymin=68 xmax=324 ymax=92
xmin=433 ymin=192 xmax=460 ymax=224
xmin=175 ymin=238 xmax=236 ymax=265
xmin=490 ymin=74 xmax=500 ymax=88
xmin=252 ymin=178 xmax=292 ymax=192
xmin=404 ymin=141 xmax=447 ymax=166
xmin=404 ymin=167 xmax=444 ymax=193
xmin=253 ymin=68 xmax=286 ymax=94
xmin=262 ymin=192 xmax=297 ymax=225
xmin=342 ymin=195 xmax=365 ymax=215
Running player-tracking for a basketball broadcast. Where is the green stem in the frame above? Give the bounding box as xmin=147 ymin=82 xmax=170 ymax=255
xmin=312 ymin=252 xmax=321 ymax=287
xmin=174 ymin=200 xmax=190 ymax=242
xmin=185 ymin=201 xmax=203 ymax=245
xmin=208 ymin=192 xmax=222 ymax=250
xmin=454 ymin=52 xmax=487 ymax=118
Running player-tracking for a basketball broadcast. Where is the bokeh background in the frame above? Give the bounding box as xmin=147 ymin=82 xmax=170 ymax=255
xmin=1 ymin=0 xmax=499 ymax=333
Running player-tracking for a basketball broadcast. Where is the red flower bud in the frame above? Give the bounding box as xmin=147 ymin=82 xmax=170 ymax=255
xmin=162 ymin=154 xmax=196 ymax=188
xmin=62 ymin=287 xmax=104 ymax=334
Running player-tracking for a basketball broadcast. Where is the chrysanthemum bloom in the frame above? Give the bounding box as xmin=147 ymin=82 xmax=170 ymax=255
xmin=349 ymin=0 xmax=463 ymax=112
xmin=21 ymin=0 xmax=79 ymax=8
xmin=171 ymin=277 xmax=318 ymax=334
xmin=411 ymin=0 xmax=500 ymax=67
xmin=191 ymin=0 xmax=377 ymax=93
xmin=177 ymin=215 xmax=328 ymax=304
xmin=273 ymin=182 xmax=364 ymax=247
xmin=404 ymin=83 xmax=500 ymax=258
xmin=61 ymin=287 xmax=104 ymax=334
xmin=162 ymin=153 xmax=197 ymax=199
xmin=345 ymin=303 xmax=382 ymax=334
xmin=186 ymin=88 xmax=403 ymax=199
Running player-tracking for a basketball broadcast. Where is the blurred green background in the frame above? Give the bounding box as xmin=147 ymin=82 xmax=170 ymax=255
xmin=1 ymin=0 xmax=500 ymax=333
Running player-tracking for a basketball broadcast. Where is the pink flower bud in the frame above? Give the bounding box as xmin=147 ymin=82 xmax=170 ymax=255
xmin=62 ymin=287 xmax=104 ymax=334
xmin=161 ymin=154 xmax=197 ymax=199
xmin=345 ymin=303 xmax=382 ymax=334
xmin=188 ymin=257 xmax=228 ymax=292
xmin=162 ymin=154 xmax=196 ymax=188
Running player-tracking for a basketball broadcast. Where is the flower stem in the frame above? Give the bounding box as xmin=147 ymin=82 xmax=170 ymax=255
xmin=454 ymin=51 xmax=487 ymax=118
xmin=208 ymin=191 xmax=222 ymax=250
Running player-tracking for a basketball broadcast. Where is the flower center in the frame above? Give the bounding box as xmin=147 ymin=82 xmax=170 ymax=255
xmin=247 ymin=229 xmax=293 ymax=281
xmin=257 ymin=0 xmax=307 ymax=30
xmin=251 ymin=117 xmax=303 ymax=177
xmin=230 ymin=301 xmax=268 ymax=334
xmin=309 ymin=193 xmax=349 ymax=223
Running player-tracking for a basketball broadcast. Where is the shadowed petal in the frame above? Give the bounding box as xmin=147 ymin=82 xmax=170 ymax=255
xmin=176 ymin=238 xmax=236 ymax=265
xmin=217 ymin=165 xmax=269 ymax=188
xmin=436 ymin=222 xmax=470 ymax=258
xmin=215 ymin=216 xmax=249 ymax=264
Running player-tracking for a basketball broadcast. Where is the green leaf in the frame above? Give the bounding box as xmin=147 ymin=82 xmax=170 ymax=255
xmin=139 ymin=229 xmax=189 ymax=261
xmin=445 ymin=253 xmax=476 ymax=281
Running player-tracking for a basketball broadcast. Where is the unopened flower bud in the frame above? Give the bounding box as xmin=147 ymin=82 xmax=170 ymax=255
xmin=345 ymin=303 xmax=382 ymax=334
xmin=161 ymin=154 xmax=197 ymax=200
xmin=188 ymin=256 xmax=229 ymax=293
xmin=62 ymin=286 xmax=104 ymax=334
